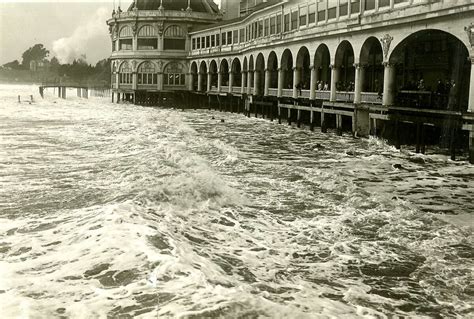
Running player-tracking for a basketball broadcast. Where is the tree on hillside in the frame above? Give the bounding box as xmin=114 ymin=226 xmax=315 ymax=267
xmin=2 ymin=60 xmax=21 ymax=70
xmin=21 ymin=44 xmax=49 ymax=69
xmin=49 ymin=56 xmax=60 ymax=72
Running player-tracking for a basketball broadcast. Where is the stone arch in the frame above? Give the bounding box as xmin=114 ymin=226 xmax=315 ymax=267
xmin=231 ymin=58 xmax=242 ymax=87
xmin=118 ymin=61 xmax=132 ymax=85
xmin=267 ymin=51 xmax=278 ymax=88
xmin=389 ymin=29 xmax=471 ymax=110
xmin=220 ymin=59 xmax=230 ymax=86
xmin=138 ymin=25 xmax=157 ymax=37
xmin=314 ymin=44 xmax=331 ymax=88
xmin=199 ymin=60 xmax=208 ymax=91
xmin=255 ymin=53 xmax=265 ymax=95
xmin=335 ymin=40 xmax=355 ymax=91
xmin=137 ymin=61 xmax=157 ymax=86
xmin=296 ymin=46 xmax=311 ymax=89
xmin=119 ymin=25 xmax=132 ymax=38
xmin=209 ymin=59 xmax=218 ymax=88
xmin=359 ymin=37 xmax=384 ymax=92
xmin=248 ymin=55 xmax=255 ymax=88
xmin=281 ymin=49 xmax=294 ymax=89
xmin=243 ymin=56 xmax=248 ymax=72
xmin=163 ymin=61 xmax=186 ymax=87
xmin=190 ymin=61 xmax=199 ymax=91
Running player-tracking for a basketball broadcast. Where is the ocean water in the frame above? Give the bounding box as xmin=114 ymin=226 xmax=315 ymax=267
xmin=0 ymin=84 xmax=472 ymax=318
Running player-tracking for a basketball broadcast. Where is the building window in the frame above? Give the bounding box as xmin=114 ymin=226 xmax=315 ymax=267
xmin=138 ymin=39 xmax=158 ymax=50
xmin=222 ymin=32 xmax=227 ymax=45
xmin=340 ymin=0 xmax=348 ymax=16
xmin=227 ymin=31 xmax=232 ymax=44
xmin=206 ymin=36 xmax=210 ymax=48
xmin=233 ymin=30 xmax=239 ymax=44
xmin=309 ymin=4 xmax=316 ymax=24
xmin=119 ymin=39 xmax=132 ymax=50
xmin=270 ymin=16 xmax=276 ymax=34
xmin=284 ymin=13 xmax=290 ymax=32
xmin=291 ymin=11 xmax=298 ymax=30
xmin=300 ymin=6 xmax=307 ymax=26
xmin=192 ymin=38 xmax=196 ymax=50
xmin=239 ymin=28 xmax=245 ymax=42
xmin=164 ymin=62 xmax=186 ymax=86
xmin=365 ymin=0 xmax=375 ymax=10
xmin=258 ymin=20 xmax=263 ymax=37
xmin=163 ymin=25 xmax=186 ymax=50
xmin=351 ymin=1 xmax=360 ymax=13
xmin=277 ymin=14 xmax=282 ymax=33
xmin=379 ymin=0 xmax=390 ymax=7
xmin=119 ymin=62 xmax=132 ymax=84
xmin=137 ymin=62 xmax=157 ymax=85
xmin=318 ymin=9 xmax=326 ymax=21
xmin=216 ymin=33 xmax=220 ymax=46
xmin=211 ymin=34 xmax=215 ymax=47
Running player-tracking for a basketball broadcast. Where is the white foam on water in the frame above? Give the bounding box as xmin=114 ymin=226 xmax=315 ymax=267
xmin=0 ymin=84 xmax=473 ymax=318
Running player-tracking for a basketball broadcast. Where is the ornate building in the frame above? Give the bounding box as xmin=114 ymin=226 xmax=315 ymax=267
xmin=108 ymin=0 xmax=474 ymax=162
xmin=107 ymin=0 xmax=221 ymax=103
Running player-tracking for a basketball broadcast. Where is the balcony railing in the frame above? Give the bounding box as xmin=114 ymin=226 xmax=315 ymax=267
xmin=232 ymin=87 xmax=242 ymax=94
xmin=267 ymin=88 xmax=278 ymax=96
xmin=315 ymin=90 xmax=330 ymax=100
xmin=281 ymin=89 xmax=293 ymax=97
xmin=221 ymin=86 xmax=229 ymax=92
xmin=361 ymin=92 xmax=382 ymax=104
xmin=336 ymin=91 xmax=354 ymax=102
xmin=300 ymin=90 xmax=310 ymax=98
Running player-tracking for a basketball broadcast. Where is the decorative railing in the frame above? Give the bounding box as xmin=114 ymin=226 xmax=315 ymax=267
xmin=300 ymin=90 xmax=310 ymax=98
xmin=119 ymin=84 xmax=132 ymax=90
xmin=336 ymin=91 xmax=354 ymax=102
xmin=281 ymin=89 xmax=293 ymax=97
xmin=232 ymin=87 xmax=242 ymax=94
xmin=267 ymin=88 xmax=278 ymax=96
xmin=361 ymin=92 xmax=382 ymax=104
xmin=221 ymin=86 xmax=229 ymax=92
xmin=315 ymin=90 xmax=330 ymax=100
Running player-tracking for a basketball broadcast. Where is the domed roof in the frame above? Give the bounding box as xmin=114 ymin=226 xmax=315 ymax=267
xmin=129 ymin=0 xmax=219 ymax=14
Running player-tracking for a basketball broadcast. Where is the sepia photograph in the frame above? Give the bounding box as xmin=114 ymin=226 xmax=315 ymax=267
xmin=0 ymin=0 xmax=473 ymax=317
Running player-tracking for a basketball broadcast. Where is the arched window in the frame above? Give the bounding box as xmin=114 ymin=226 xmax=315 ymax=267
xmin=137 ymin=62 xmax=157 ymax=85
xmin=164 ymin=62 xmax=185 ymax=86
xmin=163 ymin=25 xmax=186 ymax=51
xmin=119 ymin=26 xmax=133 ymax=50
xmin=119 ymin=62 xmax=132 ymax=84
xmin=138 ymin=25 xmax=158 ymax=50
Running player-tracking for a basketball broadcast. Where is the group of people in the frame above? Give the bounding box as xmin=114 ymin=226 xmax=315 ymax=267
xmin=399 ymin=78 xmax=459 ymax=110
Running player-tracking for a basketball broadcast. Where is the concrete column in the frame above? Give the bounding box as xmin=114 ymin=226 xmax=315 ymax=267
xmin=187 ymin=73 xmax=193 ymax=91
xmin=197 ymin=72 xmax=203 ymax=91
xmin=310 ymin=66 xmax=317 ymax=100
xmin=264 ymin=69 xmax=270 ymax=96
xmin=354 ymin=63 xmax=362 ymax=104
xmin=330 ymin=65 xmax=339 ymax=102
xmin=132 ymin=72 xmax=137 ymax=90
xmin=157 ymin=72 xmax=163 ymax=90
xmin=217 ymin=71 xmax=222 ymax=92
xmin=382 ymin=62 xmax=396 ymax=106
xmin=241 ymin=71 xmax=247 ymax=94
xmin=277 ymin=68 xmax=284 ymax=98
xmin=390 ymin=0 xmax=395 ymax=9
xmin=247 ymin=71 xmax=253 ymax=94
xmin=293 ymin=67 xmax=301 ymax=99
xmin=254 ymin=71 xmax=260 ymax=96
xmin=207 ymin=72 xmax=212 ymax=92
xmin=468 ymin=58 xmax=474 ymax=112
xmin=229 ymin=71 xmax=234 ymax=93
xmin=469 ymin=129 xmax=474 ymax=164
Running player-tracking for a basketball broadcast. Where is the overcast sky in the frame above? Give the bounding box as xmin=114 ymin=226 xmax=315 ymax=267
xmin=0 ymin=0 xmax=221 ymax=65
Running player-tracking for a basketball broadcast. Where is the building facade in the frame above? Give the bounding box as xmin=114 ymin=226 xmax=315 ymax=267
xmin=108 ymin=0 xmax=474 ymax=162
